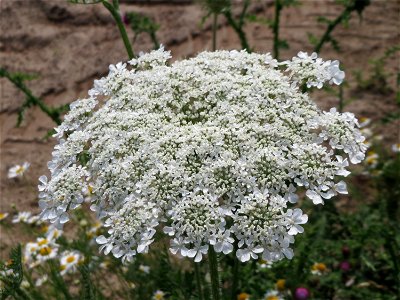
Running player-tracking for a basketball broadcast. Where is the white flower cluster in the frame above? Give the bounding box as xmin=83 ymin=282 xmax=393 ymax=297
xmin=38 ymin=48 xmax=366 ymax=263
xmin=285 ymin=51 xmax=345 ymax=88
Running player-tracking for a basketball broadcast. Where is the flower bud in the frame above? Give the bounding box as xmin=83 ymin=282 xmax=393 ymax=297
xmin=294 ymin=287 xmax=310 ymax=300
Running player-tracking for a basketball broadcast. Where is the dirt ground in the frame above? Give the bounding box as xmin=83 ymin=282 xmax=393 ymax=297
xmin=0 ymin=0 xmax=399 ymax=257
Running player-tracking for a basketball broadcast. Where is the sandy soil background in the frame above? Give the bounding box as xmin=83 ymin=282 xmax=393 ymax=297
xmin=0 ymin=0 xmax=399 ymax=256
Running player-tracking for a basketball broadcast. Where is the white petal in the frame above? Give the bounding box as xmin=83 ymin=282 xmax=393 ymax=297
xmin=335 ymin=181 xmax=348 ymax=194
xmin=96 ymin=235 xmax=108 ymax=244
xmin=306 ymin=190 xmax=324 ymax=205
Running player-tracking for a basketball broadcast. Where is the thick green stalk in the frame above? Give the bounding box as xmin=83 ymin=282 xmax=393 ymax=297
xmin=273 ymin=0 xmax=282 ymax=60
xmin=230 ymin=256 xmax=239 ymax=300
xmin=208 ymin=247 xmax=220 ymax=300
xmin=194 ymin=263 xmax=204 ymax=300
xmin=102 ymin=0 xmax=135 ymax=59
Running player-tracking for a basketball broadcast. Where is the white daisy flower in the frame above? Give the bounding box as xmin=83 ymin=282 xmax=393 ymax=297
xmin=0 ymin=212 xmax=9 ymax=221
xmin=264 ymin=289 xmax=283 ymax=300
xmin=12 ymin=211 xmax=32 ymax=223
xmin=8 ymin=162 xmax=30 ymax=178
xmin=36 ymin=245 xmax=58 ymax=263
xmin=152 ymin=290 xmax=166 ymax=300
xmin=59 ymin=250 xmax=84 ymax=275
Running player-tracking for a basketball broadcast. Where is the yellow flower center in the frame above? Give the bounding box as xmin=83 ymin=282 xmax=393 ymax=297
xmin=312 ymin=263 xmax=327 ymax=272
xmin=0 ymin=213 xmax=5 ymax=219
xmin=154 ymin=294 xmax=164 ymax=300
xmin=38 ymin=239 xmax=48 ymax=246
xmin=238 ymin=293 xmax=250 ymax=300
xmin=16 ymin=166 xmax=25 ymax=174
xmin=66 ymin=256 xmax=76 ymax=264
xmin=276 ymin=279 xmax=286 ymax=291
xmin=266 ymin=296 xmax=279 ymax=300
xmin=39 ymin=247 xmax=52 ymax=256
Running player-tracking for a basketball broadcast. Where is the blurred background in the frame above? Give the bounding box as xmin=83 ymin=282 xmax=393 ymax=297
xmin=0 ymin=0 xmax=399 ymax=299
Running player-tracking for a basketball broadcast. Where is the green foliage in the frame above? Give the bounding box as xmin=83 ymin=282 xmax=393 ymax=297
xmin=122 ymin=246 xmax=197 ymax=299
xmin=200 ymin=0 xmax=251 ymax=51
xmin=355 ymin=45 xmax=400 ymax=95
xmin=125 ymin=12 xmax=160 ymax=50
xmin=198 ymin=0 xmax=230 ymax=15
xmin=312 ymin=0 xmax=371 ymax=54
xmin=222 ymin=1 xmax=252 ymax=51
xmin=48 ymin=261 xmax=73 ymax=300
xmin=0 ymin=68 xmax=68 ymax=127
xmin=0 ymin=246 xmax=24 ymax=300
xmin=79 ymin=265 xmax=105 ymax=300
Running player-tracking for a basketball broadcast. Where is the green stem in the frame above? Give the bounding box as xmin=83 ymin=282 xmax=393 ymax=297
xmin=384 ymin=230 xmax=400 ymax=298
xmin=314 ymin=1 xmax=370 ymax=54
xmin=230 ymin=255 xmax=239 ymax=300
xmin=194 ymin=263 xmax=204 ymax=300
xmin=273 ymin=0 xmax=282 ymax=60
xmin=49 ymin=262 xmax=73 ymax=300
xmin=15 ymin=287 xmax=34 ymax=300
xmin=208 ymin=246 xmax=220 ymax=300
xmin=0 ymin=68 xmax=62 ymax=125
xmin=102 ymin=0 xmax=135 ymax=59
xmin=150 ymin=31 xmax=160 ymax=50
xmin=224 ymin=1 xmax=251 ymax=52
xmin=314 ymin=13 xmax=347 ymax=54
xmin=212 ymin=13 xmax=217 ymax=51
